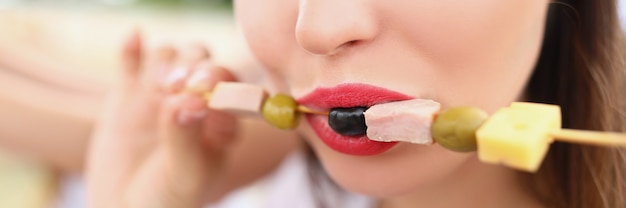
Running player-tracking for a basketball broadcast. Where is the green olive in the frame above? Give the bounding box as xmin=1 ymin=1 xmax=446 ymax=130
xmin=432 ymin=106 xmax=488 ymax=152
xmin=262 ymin=94 xmax=301 ymax=130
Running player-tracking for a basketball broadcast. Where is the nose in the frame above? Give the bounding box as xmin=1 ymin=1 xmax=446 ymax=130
xmin=295 ymin=0 xmax=379 ymax=56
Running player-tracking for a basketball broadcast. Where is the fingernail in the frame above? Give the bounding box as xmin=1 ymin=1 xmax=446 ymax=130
xmin=177 ymin=109 xmax=207 ymax=125
xmin=186 ymin=69 xmax=212 ymax=94
xmin=161 ymin=66 xmax=189 ymax=92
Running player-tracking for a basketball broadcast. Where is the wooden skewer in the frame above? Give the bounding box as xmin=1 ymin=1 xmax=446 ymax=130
xmin=202 ymin=92 xmax=212 ymax=101
xmin=297 ymin=105 xmax=329 ymax=115
xmin=550 ymin=129 xmax=626 ymax=146
xmin=199 ymin=90 xmax=328 ymax=115
xmin=296 ymin=105 xmax=329 ymax=115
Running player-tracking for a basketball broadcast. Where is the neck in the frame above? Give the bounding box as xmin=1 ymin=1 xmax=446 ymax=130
xmin=377 ymin=155 xmax=545 ymax=208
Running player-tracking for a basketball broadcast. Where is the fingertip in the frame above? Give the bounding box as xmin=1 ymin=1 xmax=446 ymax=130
xmin=123 ymin=29 xmax=142 ymax=56
xmin=210 ymin=65 xmax=238 ymax=83
xmin=161 ymin=66 xmax=190 ymax=93
xmin=122 ymin=29 xmax=143 ymax=76
xmin=156 ymin=45 xmax=177 ymax=64
xmin=189 ymin=43 xmax=211 ymax=60
xmin=161 ymin=94 xmax=208 ymax=127
xmin=201 ymin=110 xmax=239 ymax=149
xmin=177 ymin=109 xmax=208 ymax=126
xmin=185 ymin=61 xmax=238 ymax=95
xmin=185 ymin=61 xmax=214 ymax=93
xmin=160 ymin=93 xmax=238 ymax=150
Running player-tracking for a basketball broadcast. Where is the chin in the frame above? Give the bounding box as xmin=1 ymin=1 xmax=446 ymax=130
xmin=306 ymin=134 xmax=475 ymax=198
xmin=332 ymin=171 xmax=431 ymax=198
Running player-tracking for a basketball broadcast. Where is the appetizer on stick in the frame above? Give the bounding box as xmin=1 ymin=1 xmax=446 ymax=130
xmin=200 ymin=82 xmax=626 ymax=172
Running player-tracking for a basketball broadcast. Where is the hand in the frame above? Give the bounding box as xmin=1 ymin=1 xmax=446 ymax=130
xmin=86 ymin=31 xmax=241 ymax=208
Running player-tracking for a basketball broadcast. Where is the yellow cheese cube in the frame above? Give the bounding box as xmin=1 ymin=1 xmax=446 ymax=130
xmin=476 ymin=102 xmax=561 ymax=172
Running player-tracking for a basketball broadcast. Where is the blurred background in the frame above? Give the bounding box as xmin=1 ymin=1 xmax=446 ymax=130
xmin=1 ymin=0 xmax=238 ymax=87
xmin=0 ymin=1 xmax=246 ymax=207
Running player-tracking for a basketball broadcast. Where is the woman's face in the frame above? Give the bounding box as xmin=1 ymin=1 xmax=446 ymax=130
xmin=235 ymin=0 xmax=549 ymax=197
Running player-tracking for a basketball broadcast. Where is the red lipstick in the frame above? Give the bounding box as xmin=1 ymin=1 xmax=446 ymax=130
xmin=297 ymin=83 xmax=413 ymax=156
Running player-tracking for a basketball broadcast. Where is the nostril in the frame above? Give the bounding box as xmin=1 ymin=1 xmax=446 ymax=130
xmin=342 ymin=40 xmax=358 ymax=48
xmin=328 ymin=40 xmax=360 ymax=55
xmin=294 ymin=1 xmax=379 ymax=56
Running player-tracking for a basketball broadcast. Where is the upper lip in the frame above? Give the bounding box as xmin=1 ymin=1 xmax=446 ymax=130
xmin=296 ymin=83 xmax=414 ymax=109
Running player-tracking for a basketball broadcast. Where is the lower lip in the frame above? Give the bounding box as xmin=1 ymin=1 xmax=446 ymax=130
xmin=306 ymin=114 xmax=398 ymax=156
xmin=298 ymin=83 xmax=413 ymax=156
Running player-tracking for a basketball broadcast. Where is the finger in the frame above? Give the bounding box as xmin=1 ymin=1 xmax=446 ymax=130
xmin=139 ymin=45 xmax=178 ymax=92
xmin=182 ymin=43 xmax=211 ymax=62
xmin=154 ymin=45 xmax=177 ymax=66
xmin=185 ymin=61 xmax=238 ymax=94
xmin=160 ymin=65 xmax=191 ymax=94
xmin=113 ymin=45 xmax=178 ymax=141
xmin=173 ymin=44 xmax=210 ymax=77
xmin=184 ymin=63 xmax=239 ymax=148
xmin=160 ymin=44 xmax=211 ymax=94
xmin=119 ymin=45 xmax=177 ymax=128
xmin=178 ymin=43 xmax=211 ymax=65
xmin=157 ymin=94 xmax=235 ymax=201
xmin=200 ymin=108 xmax=239 ymax=149
xmin=121 ymin=29 xmax=142 ymax=81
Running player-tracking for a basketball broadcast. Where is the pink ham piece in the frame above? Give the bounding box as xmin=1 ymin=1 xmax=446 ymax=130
xmin=364 ymin=99 xmax=441 ymax=144
xmin=208 ymin=82 xmax=268 ymax=116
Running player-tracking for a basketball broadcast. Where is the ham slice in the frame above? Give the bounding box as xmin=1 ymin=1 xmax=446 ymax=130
xmin=364 ymin=99 xmax=441 ymax=144
xmin=208 ymin=82 xmax=268 ymax=116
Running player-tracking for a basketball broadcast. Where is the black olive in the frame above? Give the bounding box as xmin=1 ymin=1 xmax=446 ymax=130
xmin=328 ymin=107 xmax=368 ymax=136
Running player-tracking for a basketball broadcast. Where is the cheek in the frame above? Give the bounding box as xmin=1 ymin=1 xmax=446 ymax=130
xmin=380 ymin=0 xmax=549 ymax=111
xmin=383 ymin=0 xmax=547 ymax=65
xmin=235 ymin=0 xmax=298 ymax=89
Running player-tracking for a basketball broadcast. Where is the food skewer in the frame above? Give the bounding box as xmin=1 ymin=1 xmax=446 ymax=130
xmin=198 ymin=81 xmax=626 ymax=172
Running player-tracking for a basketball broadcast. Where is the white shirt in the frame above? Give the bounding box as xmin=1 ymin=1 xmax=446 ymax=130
xmin=211 ymin=150 xmax=374 ymax=208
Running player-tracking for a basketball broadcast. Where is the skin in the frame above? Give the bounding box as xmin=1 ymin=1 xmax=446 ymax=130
xmin=2 ymin=30 xmax=301 ymax=206
xmin=86 ymin=33 xmax=301 ymax=207
xmin=0 ymin=37 xmax=105 ymax=173
xmin=235 ymin=0 xmax=550 ymax=207
xmin=85 ymin=0 xmax=553 ymax=207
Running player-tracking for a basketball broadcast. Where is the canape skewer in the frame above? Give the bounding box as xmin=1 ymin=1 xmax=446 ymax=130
xmin=196 ymin=82 xmax=626 ymax=172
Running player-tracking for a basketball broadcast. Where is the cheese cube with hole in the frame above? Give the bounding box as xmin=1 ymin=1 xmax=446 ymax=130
xmin=476 ymin=102 xmax=561 ymax=172
xmin=208 ymin=82 xmax=268 ymax=116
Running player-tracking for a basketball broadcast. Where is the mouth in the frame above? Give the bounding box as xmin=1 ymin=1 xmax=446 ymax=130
xmin=297 ymin=83 xmax=414 ymax=156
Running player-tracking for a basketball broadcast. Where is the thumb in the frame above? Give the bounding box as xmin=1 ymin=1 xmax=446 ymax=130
xmin=124 ymin=94 xmax=221 ymax=208
xmin=156 ymin=93 xmax=238 ymax=206
xmin=128 ymin=62 xmax=240 ymax=207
